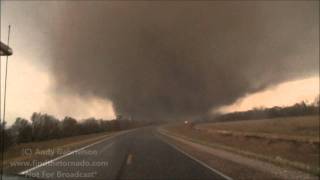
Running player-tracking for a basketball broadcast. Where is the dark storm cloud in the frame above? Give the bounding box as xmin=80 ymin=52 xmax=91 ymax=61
xmin=47 ymin=1 xmax=318 ymax=120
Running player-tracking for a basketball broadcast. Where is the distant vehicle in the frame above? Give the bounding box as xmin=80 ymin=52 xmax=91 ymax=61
xmin=116 ymin=114 xmax=123 ymax=120
xmin=184 ymin=121 xmax=195 ymax=128
xmin=0 ymin=41 xmax=13 ymax=56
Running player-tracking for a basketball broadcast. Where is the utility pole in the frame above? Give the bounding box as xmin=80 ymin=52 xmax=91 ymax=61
xmin=0 ymin=25 xmax=12 ymax=180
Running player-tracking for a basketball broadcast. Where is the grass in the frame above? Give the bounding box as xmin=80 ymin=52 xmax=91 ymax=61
xmin=164 ymin=115 xmax=320 ymax=175
xmin=2 ymin=131 xmax=116 ymax=173
xmin=160 ymin=128 xmax=319 ymax=176
xmin=198 ymin=115 xmax=319 ymax=139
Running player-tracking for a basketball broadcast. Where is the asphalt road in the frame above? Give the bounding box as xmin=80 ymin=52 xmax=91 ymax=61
xmin=21 ymin=127 xmax=228 ymax=180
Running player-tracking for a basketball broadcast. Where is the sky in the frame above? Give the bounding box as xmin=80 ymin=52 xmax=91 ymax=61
xmin=0 ymin=2 xmax=116 ymax=124
xmin=217 ymin=76 xmax=319 ymax=113
xmin=0 ymin=1 xmax=319 ymax=124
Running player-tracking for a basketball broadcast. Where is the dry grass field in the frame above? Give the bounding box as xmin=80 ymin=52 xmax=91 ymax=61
xmin=197 ymin=115 xmax=319 ymax=140
xmin=2 ymin=131 xmax=116 ymax=173
xmin=165 ymin=115 xmax=320 ymax=175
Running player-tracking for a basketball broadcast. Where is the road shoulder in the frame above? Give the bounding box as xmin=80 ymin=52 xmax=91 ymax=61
xmin=158 ymin=128 xmax=318 ymax=180
xmin=4 ymin=129 xmax=136 ymax=174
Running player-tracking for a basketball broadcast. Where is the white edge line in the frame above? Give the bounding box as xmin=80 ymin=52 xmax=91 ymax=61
xmin=19 ymin=130 xmax=132 ymax=175
xmin=157 ymin=131 xmax=233 ymax=180
xmin=20 ymin=136 xmax=111 ymax=175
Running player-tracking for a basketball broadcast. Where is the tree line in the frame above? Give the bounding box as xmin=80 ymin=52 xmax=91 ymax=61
xmin=0 ymin=113 xmax=149 ymax=152
xmin=207 ymin=97 xmax=319 ymax=123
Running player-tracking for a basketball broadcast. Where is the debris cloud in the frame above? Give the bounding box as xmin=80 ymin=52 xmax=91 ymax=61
xmin=45 ymin=1 xmax=318 ymax=120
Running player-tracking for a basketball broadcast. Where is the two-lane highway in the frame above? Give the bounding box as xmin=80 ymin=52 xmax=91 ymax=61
xmin=21 ymin=127 xmax=230 ymax=180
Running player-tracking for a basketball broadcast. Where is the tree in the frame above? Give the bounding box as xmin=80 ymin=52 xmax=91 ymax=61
xmin=79 ymin=118 xmax=101 ymax=134
xmin=31 ymin=113 xmax=61 ymax=141
xmin=11 ymin=118 xmax=32 ymax=143
xmin=0 ymin=123 xmax=14 ymax=152
xmin=60 ymin=117 xmax=78 ymax=137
